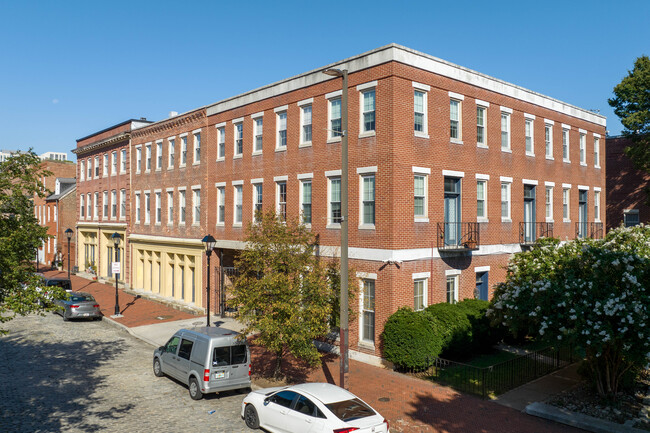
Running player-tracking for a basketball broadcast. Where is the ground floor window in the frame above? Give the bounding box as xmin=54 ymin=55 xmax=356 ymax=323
xmin=446 ymin=274 xmax=459 ymax=304
xmin=361 ymin=279 xmax=375 ymax=343
xmin=414 ymin=279 xmax=426 ymax=311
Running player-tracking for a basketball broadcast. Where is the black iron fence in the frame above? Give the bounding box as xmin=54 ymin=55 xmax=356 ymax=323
xmin=405 ymin=345 xmax=576 ymax=399
xmin=519 ymin=222 xmax=554 ymax=245
xmin=214 ymin=266 xmax=240 ymax=317
xmin=436 ymin=222 xmax=480 ymax=251
xmin=575 ymin=222 xmax=604 ymax=239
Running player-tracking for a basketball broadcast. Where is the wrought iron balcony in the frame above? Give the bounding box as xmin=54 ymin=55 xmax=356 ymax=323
xmin=519 ymin=222 xmax=554 ymax=245
xmin=575 ymin=222 xmax=604 ymax=239
xmin=437 ymin=222 xmax=480 ymax=251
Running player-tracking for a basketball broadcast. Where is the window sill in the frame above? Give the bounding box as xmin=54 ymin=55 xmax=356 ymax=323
xmin=450 ymin=138 xmax=464 ymax=145
xmin=155 ymin=168 xmax=162 ymax=172
xmin=563 ymin=159 xmax=571 ymax=164
xmin=216 ymin=222 xmax=225 ymax=227
xmin=192 ymin=223 xmax=200 ymax=227
xmin=501 ymin=217 xmax=512 ymax=223
xmin=252 ymin=151 xmax=263 ymax=156
xmin=414 ymin=132 xmax=429 ymax=139
xmin=216 ymin=157 xmax=225 ymax=162
xmin=563 ymin=219 xmax=571 ymax=223
xmin=526 ymin=152 xmax=535 ymax=157
xmin=580 ymin=163 xmax=587 ymax=167
xmin=358 ymin=340 xmax=375 ymax=350
xmin=414 ymin=217 xmax=429 ymax=223
xmin=595 ymin=165 xmax=601 ymax=169
xmin=136 ymin=171 xmax=141 ymax=175
xmin=326 ymin=223 xmax=341 ymax=229
xmin=135 ymin=221 xmax=140 ymax=224
xmin=233 ymin=155 xmax=243 ymax=160
xmin=299 ymin=142 xmax=312 ymax=148
xmin=155 ymin=223 xmax=161 ymax=226
xmin=501 ymin=148 xmax=512 ymax=153
xmin=179 ymin=222 xmax=186 ymax=226
xmin=193 ymin=161 xmax=200 ymax=166
xmin=477 ymin=143 xmax=488 ymax=149
xmin=546 ymin=218 xmax=554 ymax=223
xmin=233 ymin=223 xmax=242 ymax=228
xmin=359 ymin=131 xmax=376 ymax=139
xmin=145 ymin=170 xmax=151 ymax=174
xmin=546 ymin=156 xmax=554 ymax=160
xmin=179 ymin=164 xmax=187 ymax=169
xmin=275 ymin=147 xmax=287 ymax=153
xmin=302 ymin=223 xmax=312 ymax=229
xmin=358 ymin=224 xmax=376 ymax=230
xmin=327 ymin=137 xmax=342 ymax=144
xmin=477 ymin=218 xmax=489 ymax=223
xmin=167 ymin=222 xmax=173 ymax=226
xmin=111 ymin=173 xmax=116 ymax=177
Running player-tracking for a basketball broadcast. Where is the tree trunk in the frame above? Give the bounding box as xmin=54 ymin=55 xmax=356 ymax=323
xmin=273 ymin=349 xmax=283 ymax=380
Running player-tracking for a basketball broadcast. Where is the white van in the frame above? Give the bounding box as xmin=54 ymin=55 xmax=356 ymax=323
xmin=153 ymin=327 xmax=252 ymax=400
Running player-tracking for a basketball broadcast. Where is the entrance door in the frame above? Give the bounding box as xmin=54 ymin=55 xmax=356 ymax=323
xmin=444 ymin=178 xmax=461 ymax=247
xmin=578 ymin=190 xmax=588 ymax=238
xmin=476 ymin=272 xmax=488 ymax=300
xmin=523 ymin=185 xmax=536 ymax=242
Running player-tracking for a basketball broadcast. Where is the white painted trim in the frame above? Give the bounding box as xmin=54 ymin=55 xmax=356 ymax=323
xmin=154 ymin=188 xmax=162 ymax=193
xmin=562 ymin=183 xmax=572 ymax=188
xmin=166 ymin=187 xmax=174 ymax=192
xmin=176 ymin=186 xmax=186 ymax=191
xmin=562 ymin=123 xmax=571 ymax=130
xmin=442 ymin=169 xmax=464 ymax=178
xmin=544 ymin=118 xmax=555 ymax=125
xmin=524 ymin=113 xmax=536 ymax=120
xmin=579 ymin=128 xmax=587 ymax=134
xmin=325 ymin=169 xmax=342 ymax=177
xmin=475 ymin=173 xmax=490 ymax=180
xmin=233 ymin=117 xmax=244 ymax=124
xmin=545 ymin=181 xmax=555 ymax=186
xmin=274 ymin=105 xmax=288 ymax=113
xmin=356 ymin=272 xmax=377 ymax=279
xmin=448 ymin=91 xmax=464 ymax=100
xmin=297 ymin=97 xmax=313 ymax=106
xmin=155 ymin=139 xmax=163 ymax=144
xmin=192 ymin=128 xmax=202 ymax=134
xmin=594 ymin=186 xmax=601 ymax=192
xmin=128 ymin=233 xmax=204 ymax=246
xmin=356 ymin=81 xmax=377 ymax=91
xmin=274 ymin=175 xmax=288 ymax=182
xmin=412 ymin=272 xmax=431 ymax=279
xmin=445 ymin=269 xmax=462 ymax=276
xmin=578 ymin=185 xmax=589 ymax=190
xmin=593 ymin=133 xmax=601 ymax=138
xmin=297 ymin=172 xmax=313 ymax=180
xmin=325 ymin=90 xmax=342 ymax=99
xmin=474 ymin=266 xmax=491 ymax=273
xmin=412 ymin=166 xmax=431 ymax=174
xmin=356 ymin=166 xmax=378 ymax=174
xmin=475 ymin=99 xmax=490 ymax=107
xmin=251 ymin=111 xmax=264 ymax=119
xmin=522 ymin=179 xmax=538 ymax=185
xmin=250 ymin=178 xmax=264 ymax=184
xmin=191 ymin=184 xmax=201 ymax=190
xmin=412 ymin=81 xmax=431 ymax=91
xmin=214 ymin=122 xmax=226 ymax=128
xmin=500 ymin=176 xmax=513 ymax=182
xmin=232 ymin=180 xmax=244 ymax=186
xmin=500 ymin=106 xmax=513 ymax=114
xmin=214 ymin=181 xmax=226 ymax=187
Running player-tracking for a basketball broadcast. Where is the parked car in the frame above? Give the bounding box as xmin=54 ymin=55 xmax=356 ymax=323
xmin=241 ymin=382 xmax=390 ymax=433
xmin=53 ymin=292 xmax=102 ymax=321
xmin=35 ymin=277 xmax=72 ymax=307
xmin=153 ymin=327 xmax=251 ymax=400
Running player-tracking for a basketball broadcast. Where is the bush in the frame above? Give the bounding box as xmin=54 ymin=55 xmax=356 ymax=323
xmin=382 ymin=307 xmax=443 ymax=370
xmin=425 ymin=303 xmax=472 ymax=358
xmin=456 ymin=299 xmax=505 ymax=352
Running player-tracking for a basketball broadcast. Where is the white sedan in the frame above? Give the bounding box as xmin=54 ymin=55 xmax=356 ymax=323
xmin=241 ymin=382 xmax=390 ymax=433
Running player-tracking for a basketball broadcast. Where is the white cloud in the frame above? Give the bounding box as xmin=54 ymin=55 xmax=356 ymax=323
xmin=52 ymin=99 xmax=59 ymax=104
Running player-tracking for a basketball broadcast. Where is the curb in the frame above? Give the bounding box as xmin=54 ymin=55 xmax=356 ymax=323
xmin=525 ymin=402 xmax=647 ymax=433
xmin=99 ymin=316 xmax=160 ymax=348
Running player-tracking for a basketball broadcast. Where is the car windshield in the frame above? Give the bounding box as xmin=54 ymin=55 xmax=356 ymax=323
xmin=47 ymin=280 xmax=72 ymax=291
xmin=69 ymin=295 xmax=94 ymax=302
xmin=326 ymin=398 xmax=375 ymax=422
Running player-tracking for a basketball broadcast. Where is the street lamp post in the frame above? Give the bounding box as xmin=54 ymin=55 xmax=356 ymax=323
xmin=35 ymin=248 xmax=39 ymax=272
xmin=202 ymin=234 xmax=217 ymax=327
xmin=322 ymin=67 xmax=349 ymax=390
xmin=65 ymin=228 xmax=73 ymax=280
xmin=111 ymin=232 xmax=121 ymax=316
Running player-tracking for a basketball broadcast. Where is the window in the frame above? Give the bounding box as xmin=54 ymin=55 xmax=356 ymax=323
xmin=135 ymin=192 xmax=141 ymax=223
xmin=217 ymin=187 xmax=225 ymax=225
xmin=477 ymin=180 xmax=487 ymax=219
xmin=277 ymin=111 xmax=287 ymax=149
xmin=414 ymin=174 xmax=427 ymax=219
xmin=545 ymin=186 xmax=553 ymax=220
xmin=136 ymin=147 xmax=142 ymax=172
xmin=54 ymin=206 xmax=57 ymax=222
xmin=414 ymin=279 xmax=426 ymax=311
xmin=179 ymin=190 xmax=186 ymax=224
xmin=594 ymin=136 xmax=601 ymax=167
xmin=300 ymin=179 xmax=312 ymax=225
xmin=525 ymin=118 xmax=534 ymax=155
xmin=545 ymin=123 xmax=553 ymax=158
xmin=80 ymin=194 xmax=85 ymax=218
xmin=155 ymin=192 xmax=161 ymax=223
xmin=87 ymin=193 xmax=91 ymax=217
xmin=276 ymin=181 xmax=287 ymax=221
xmin=103 ymin=154 xmax=108 ymax=176
xmin=414 ymin=90 xmax=426 ymax=134
xmin=103 ymin=191 xmax=108 ymax=218
xmin=254 ymin=117 xmax=263 ymax=152
xmin=253 ymin=183 xmax=263 ymax=221
xmin=146 ymin=192 xmax=152 ymax=223
xmin=80 ymin=161 xmax=85 ymax=181
xmin=563 ymin=188 xmax=570 ymax=221
xmin=120 ymin=149 xmax=126 ymax=173
xmin=93 ymin=192 xmax=98 ymax=219
xmin=120 ymin=189 xmax=126 ymax=219
xmin=329 ymin=177 xmax=341 ymax=225
xmin=361 ymin=279 xmax=375 ymax=343
xmin=446 ymin=274 xmax=459 ymax=304
xmin=178 ymin=339 xmax=193 ymax=360
xmin=301 ymin=105 xmax=312 ymax=144
xmin=594 ymin=190 xmax=601 ymax=221
xmin=193 ymin=189 xmax=200 ymax=224
xmin=111 ymin=190 xmax=117 ymax=219
xmin=156 ymin=141 xmax=162 ymax=169
xmin=234 ymin=122 xmax=243 ymax=156
xmin=167 ymin=191 xmax=173 ymax=224
xmin=361 ymin=175 xmax=375 ymax=226
xmin=580 ymin=133 xmax=586 ymax=165
xmin=145 ymin=144 xmax=151 ymax=171
xmin=501 ymin=112 xmax=511 ymax=151
xmin=361 ymin=89 xmax=376 ymax=133
xmin=217 ymin=127 xmax=226 ymax=159
xmin=329 ymin=97 xmax=342 ymax=139
xmin=562 ymin=128 xmax=570 ymax=161
xmin=193 ymin=132 xmax=201 ymax=163
xmin=234 ymin=185 xmax=243 ymax=224
xmin=94 ymin=156 xmax=100 ymax=177
xmin=450 ymin=99 xmax=461 ymax=140
xmin=624 ymin=210 xmax=640 ymax=227
xmin=87 ymin=158 xmax=92 ymax=179
xmin=501 ymin=181 xmax=511 ymax=220
xmin=168 ymin=138 xmax=175 ymax=168
xmin=181 ymin=135 xmax=187 ymax=166
xmin=476 ymin=106 xmax=486 ymax=146
xmin=111 ymin=151 xmax=117 ymax=175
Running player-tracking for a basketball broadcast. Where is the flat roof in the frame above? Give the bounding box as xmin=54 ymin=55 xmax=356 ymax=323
xmin=76 ymin=119 xmax=153 ymax=143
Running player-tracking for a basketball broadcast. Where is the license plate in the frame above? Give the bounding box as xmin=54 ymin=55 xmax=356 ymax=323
xmin=214 ymin=371 xmax=226 ymax=379
xmin=83 ymin=313 xmax=90 ymax=317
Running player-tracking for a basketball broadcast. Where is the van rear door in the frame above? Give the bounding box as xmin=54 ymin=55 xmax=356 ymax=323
xmin=208 ymin=344 xmax=249 ymax=388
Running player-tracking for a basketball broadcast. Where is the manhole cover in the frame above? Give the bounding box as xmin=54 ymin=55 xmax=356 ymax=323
xmin=378 ymin=397 xmax=390 ymax=402
xmin=156 ymin=315 xmax=173 ymax=320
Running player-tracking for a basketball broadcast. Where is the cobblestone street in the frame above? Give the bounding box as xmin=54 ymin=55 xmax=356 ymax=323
xmin=0 ymin=313 xmax=249 ymax=433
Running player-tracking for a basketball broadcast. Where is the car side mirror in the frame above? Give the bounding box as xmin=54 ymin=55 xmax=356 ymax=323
xmin=158 ymin=346 xmax=164 ymax=352
xmin=263 ymin=397 xmax=270 ymax=406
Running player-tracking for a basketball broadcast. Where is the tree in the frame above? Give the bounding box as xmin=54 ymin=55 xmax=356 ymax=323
xmin=0 ymin=151 xmax=60 ymax=333
xmin=608 ymin=56 xmax=650 ymax=183
xmin=229 ymin=211 xmax=356 ymax=378
xmin=488 ymin=227 xmax=650 ymax=399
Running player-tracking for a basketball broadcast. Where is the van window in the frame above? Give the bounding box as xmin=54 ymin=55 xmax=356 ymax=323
xmin=212 ymin=345 xmax=248 ymax=367
xmin=178 ymin=339 xmax=194 ymax=360
xmin=165 ymin=336 xmax=180 ymax=354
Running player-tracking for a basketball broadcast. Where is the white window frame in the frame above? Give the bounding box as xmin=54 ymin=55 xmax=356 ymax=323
xmin=500 ymin=108 xmax=512 ymax=152
xmin=233 ymin=120 xmax=244 ymax=158
xmin=298 ymin=99 xmax=313 ymax=147
xmin=274 ymin=176 xmax=288 ymax=221
xmin=275 ymin=106 xmax=288 ymax=150
xmin=216 ymin=184 xmax=226 ymax=226
xmin=327 ymin=90 xmax=342 ymax=142
xmin=167 ymin=189 xmax=174 ymax=225
xmin=216 ymin=124 xmax=226 ymax=160
xmin=94 ymin=156 xmax=100 ymax=178
xmin=252 ymin=180 xmax=263 ymax=223
xmin=102 ymin=153 xmax=108 ymax=177
xmin=562 ymin=184 xmax=571 ymax=222
xmin=298 ymin=173 xmax=313 ymax=226
xmin=80 ymin=194 xmax=85 ymax=219
xmin=594 ymin=134 xmax=601 ymax=168
xmin=476 ymin=100 xmax=489 ymax=148
xmin=594 ymin=188 xmax=601 ymax=222
xmin=413 ymin=272 xmax=430 ymax=311
xmin=193 ymin=130 xmax=201 ymax=165
xmin=155 ymin=191 xmax=161 ymax=224
xmin=449 ymin=92 xmax=464 ymax=143
xmin=168 ymin=137 xmax=175 ymax=169
xmin=252 ymin=112 xmax=264 ymax=154
xmin=155 ymin=140 xmax=162 ymax=170
xmin=134 ymin=192 xmax=141 ymax=223
xmin=358 ymin=82 xmax=377 ymax=138
xmin=192 ymin=187 xmax=201 ymax=225
xmin=80 ymin=160 xmax=85 ymax=181
xmin=445 ymin=270 xmax=460 ymax=304
xmin=326 ymin=170 xmax=342 ymax=228
xmin=233 ymin=182 xmax=243 ymax=226
xmin=111 ymin=151 xmax=117 ymax=175
xmin=500 ymin=176 xmax=512 ymax=222
xmin=180 ymin=133 xmax=188 ymax=167
xmin=413 ymin=82 xmax=430 ymax=138
xmin=145 ymin=143 xmax=152 ymax=172
xmin=103 ymin=190 xmax=108 ymax=219
xmin=178 ymin=188 xmax=186 ymax=225
xmin=144 ymin=191 xmax=150 ymax=224
xmin=562 ymin=125 xmax=571 ymax=163
xmin=120 ymin=189 xmax=126 ymax=220
xmin=120 ymin=149 xmax=126 ymax=173
xmin=525 ymin=114 xmax=535 ymax=156
xmin=476 ymin=174 xmax=489 ymax=222
xmin=358 ymin=167 xmax=377 ymax=229
xmin=86 ymin=193 xmax=91 ymax=218
xmin=135 ymin=147 xmax=142 ymax=173
xmin=544 ymin=120 xmax=554 ymax=160
xmin=93 ymin=192 xmax=98 ymax=220
xmin=579 ymin=130 xmax=587 ymax=166
xmin=413 ymin=166 xmax=430 ymax=222
xmin=87 ymin=158 xmax=92 ymax=179
xmin=545 ymin=182 xmax=555 ymax=222
xmin=357 ymin=272 xmax=377 ymax=347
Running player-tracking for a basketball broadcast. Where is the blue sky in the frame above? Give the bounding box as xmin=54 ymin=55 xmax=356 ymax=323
xmin=1 ymin=0 xmax=647 ymax=160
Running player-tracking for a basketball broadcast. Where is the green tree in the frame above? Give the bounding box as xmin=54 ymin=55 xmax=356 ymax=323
xmin=229 ymin=211 xmax=356 ymax=378
xmin=0 ymin=151 xmax=60 ymax=333
xmin=608 ymin=56 xmax=650 ymax=199
xmin=489 ymin=227 xmax=650 ymax=399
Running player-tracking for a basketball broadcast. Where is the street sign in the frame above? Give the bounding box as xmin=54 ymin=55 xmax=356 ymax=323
xmin=112 ymin=262 xmax=121 ymax=274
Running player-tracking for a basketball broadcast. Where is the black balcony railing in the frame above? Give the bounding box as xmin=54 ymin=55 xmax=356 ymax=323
xmin=575 ymin=221 xmax=604 ymax=239
xmin=519 ymin=222 xmax=554 ymax=245
xmin=437 ymin=222 xmax=480 ymax=251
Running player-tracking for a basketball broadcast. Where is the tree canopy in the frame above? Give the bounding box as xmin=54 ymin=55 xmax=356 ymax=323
xmin=229 ymin=210 xmax=356 ymax=378
xmin=489 ymin=226 xmax=650 ymax=398
xmin=608 ymin=55 xmax=650 ymax=176
xmin=0 ymin=151 xmax=60 ymax=332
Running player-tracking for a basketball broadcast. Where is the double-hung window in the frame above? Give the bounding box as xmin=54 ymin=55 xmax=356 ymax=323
xmin=103 ymin=154 xmax=108 ymax=177
xmin=361 ymin=278 xmax=375 ymax=344
xmin=450 ymin=99 xmax=461 ymax=141
xmin=86 ymin=193 xmax=91 ymax=218
xmin=192 ymin=188 xmax=200 ymax=224
xmin=413 ymin=167 xmax=429 ymax=221
xmin=299 ymin=101 xmax=312 ymax=145
xmin=80 ymin=161 xmax=85 ymax=181
xmin=360 ymin=173 xmax=375 ymax=227
xmin=111 ymin=151 xmax=117 ymax=175
xmin=234 ymin=184 xmax=243 ymax=225
xmin=413 ymin=274 xmax=429 ymax=311
xmin=359 ymin=85 xmax=376 ymax=135
xmin=111 ymin=190 xmax=117 ymax=219
xmin=299 ymin=176 xmax=312 ymax=225
xmin=145 ymin=144 xmax=151 ymax=171
xmin=446 ymin=272 xmax=459 ymax=304
xmin=276 ymin=108 xmax=287 ymax=150
xmin=562 ymin=126 xmax=570 ymax=162
xmin=93 ymin=192 xmax=98 ymax=219
xmin=120 ymin=149 xmax=126 ymax=173
xmin=594 ymin=189 xmax=601 ymax=221
xmin=476 ymin=177 xmax=488 ymax=220
xmin=193 ymin=131 xmax=201 ymax=164
xmin=234 ymin=121 xmax=243 ymax=157
xmin=525 ymin=115 xmax=534 ymax=156
xmin=135 ymin=192 xmax=141 ymax=223
xmin=562 ymin=186 xmax=571 ymax=221
xmin=94 ymin=156 xmax=100 ymax=178
xmin=156 ymin=141 xmax=163 ymax=170
xmin=120 ymin=189 xmax=126 ymax=219
xmin=155 ymin=192 xmax=161 ymax=224
xmin=500 ymin=177 xmax=512 ymax=221
xmin=252 ymin=114 xmax=263 ymax=153
xmin=217 ymin=186 xmax=225 ymax=225
xmin=180 ymin=135 xmax=187 ymax=166
xmin=87 ymin=158 xmax=92 ymax=179
xmin=135 ymin=147 xmax=142 ymax=172
xmin=579 ymin=131 xmax=586 ymax=165
xmin=545 ymin=184 xmax=554 ymax=221
xmin=167 ymin=191 xmax=173 ymax=225
xmin=168 ymin=138 xmax=175 ymax=168
xmin=501 ymin=108 xmax=511 ymax=151
xmin=179 ymin=189 xmax=186 ymax=224
xmin=476 ymin=104 xmax=487 ymax=147
xmin=80 ymin=194 xmax=85 ymax=218
xmin=217 ymin=126 xmax=226 ymax=159
xmin=594 ymin=135 xmax=601 ymax=168
xmin=276 ymin=180 xmax=287 ymax=221
xmin=253 ymin=182 xmax=263 ymax=222
xmin=103 ymin=191 xmax=108 ymax=219
xmin=328 ymin=92 xmax=342 ymax=140
xmin=328 ymin=175 xmax=342 ymax=226
xmin=545 ymin=121 xmax=554 ymax=159
xmin=144 ymin=192 xmax=150 ymax=224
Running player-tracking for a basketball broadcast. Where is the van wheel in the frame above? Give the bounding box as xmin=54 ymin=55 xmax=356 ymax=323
xmin=244 ymin=404 xmax=259 ymax=429
xmin=189 ymin=377 xmax=203 ymax=400
xmin=153 ymin=358 xmax=164 ymax=377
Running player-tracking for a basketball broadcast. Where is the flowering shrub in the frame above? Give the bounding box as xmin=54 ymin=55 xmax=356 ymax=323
xmin=489 ymin=225 xmax=650 ymax=397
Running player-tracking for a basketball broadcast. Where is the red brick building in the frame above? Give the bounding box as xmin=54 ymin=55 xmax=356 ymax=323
xmin=606 ymin=135 xmax=650 ymax=230
xmin=44 ymin=178 xmax=76 ymax=271
xmin=78 ymin=45 xmax=606 ymax=363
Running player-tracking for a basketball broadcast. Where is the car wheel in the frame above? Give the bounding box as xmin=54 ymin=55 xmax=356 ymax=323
xmin=244 ymin=404 xmax=259 ymax=429
xmin=189 ymin=377 xmax=203 ymax=400
xmin=153 ymin=358 xmax=164 ymax=377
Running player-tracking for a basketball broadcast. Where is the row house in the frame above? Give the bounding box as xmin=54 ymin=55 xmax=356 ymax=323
xmin=44 ymin=178 xmax=76 ymax=270
xmin=76 ymin=44 xmax=606 ymax=364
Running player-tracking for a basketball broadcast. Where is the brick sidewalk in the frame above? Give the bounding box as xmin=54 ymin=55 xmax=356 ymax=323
xmin=45 ymin=269 xmax=580 ymax=433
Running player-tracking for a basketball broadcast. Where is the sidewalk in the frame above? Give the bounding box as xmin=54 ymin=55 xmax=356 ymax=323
xmin=45 ymin=269 xmax=584 ymax=433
